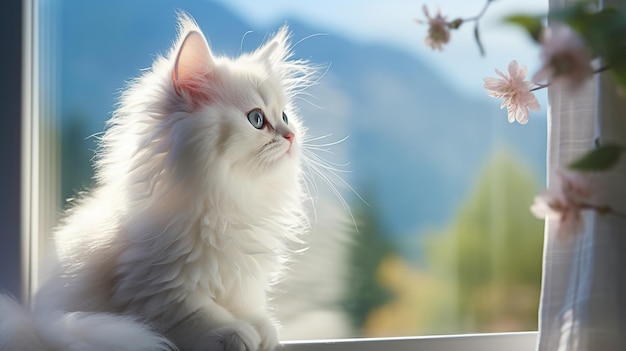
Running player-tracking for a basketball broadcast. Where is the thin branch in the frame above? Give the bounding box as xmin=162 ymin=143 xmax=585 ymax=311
xmin=529 ymin=65 xmax=611 ymax=92
xmin=530 ymin=83 xmax=549 ymax=92
xmin=581 ymin=203 xmax=626 ymax=219
xmin=474 ymin=22 xmax=485 ymax=56
xmin=462 ymin=0 xmax=492 ymax=23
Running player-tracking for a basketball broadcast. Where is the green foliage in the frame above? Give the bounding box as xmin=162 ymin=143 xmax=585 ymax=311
xmin=507 ymin=3 xmax=626 ymax=90
xmin=553 ymin=4 xmax=626 ymax=87
xmin=569 ymin=143 xmax=624 ymax=171
xmin=423 ymin=148 xmax=544 ymax=332
xmin=61 ymin=112 xmax=97 ymax=205
xmin=505 ymin=15 xmax=544 ymax=42
xmin=342 ymin=195 xmax=397 ymax=331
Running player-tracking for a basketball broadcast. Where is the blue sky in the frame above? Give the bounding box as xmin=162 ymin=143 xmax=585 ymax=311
xmin=213 ymin=0 xmax=548 ymax=97
xmin=41 ymin=0 xmax=550 ymax=243
xmin=207 ymin=0 xmax=549 ymax=234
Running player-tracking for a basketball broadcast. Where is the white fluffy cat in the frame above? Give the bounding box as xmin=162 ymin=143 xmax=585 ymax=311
xmin=0 ymin=14 xmax=319 ymax=351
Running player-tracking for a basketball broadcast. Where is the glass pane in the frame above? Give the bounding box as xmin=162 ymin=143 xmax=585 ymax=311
xmin=41 ymin=0 xmax=547 ymax=340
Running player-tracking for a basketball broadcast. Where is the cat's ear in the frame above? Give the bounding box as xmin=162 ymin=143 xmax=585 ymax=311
xmin=256 ymin=26 xmax=292 ymax=66
xmin=172 ymin=30 xmax=214 ymax=101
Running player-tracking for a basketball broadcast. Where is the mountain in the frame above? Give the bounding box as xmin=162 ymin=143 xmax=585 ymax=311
xmin=54 ymin=0 xmax=547 ymax=239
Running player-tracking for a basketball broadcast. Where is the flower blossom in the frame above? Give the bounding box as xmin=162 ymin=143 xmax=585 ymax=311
xmin=416 ymin=5 xmax=451 ymax=51
xmin=531 ymin=169 xmax=593 ymax=240
xmin=533 ymin=24 xmax=593 ymax=92
xmin=483 ymin=60 xmax=541 ymax=124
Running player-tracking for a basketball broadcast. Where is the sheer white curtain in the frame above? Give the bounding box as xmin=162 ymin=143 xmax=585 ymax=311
xmin=537 ymin=1 xmax=626 ymax=350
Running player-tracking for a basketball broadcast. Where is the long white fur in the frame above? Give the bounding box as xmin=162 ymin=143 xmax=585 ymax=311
xmin=0 ymin=14 xmax=319 ymax=351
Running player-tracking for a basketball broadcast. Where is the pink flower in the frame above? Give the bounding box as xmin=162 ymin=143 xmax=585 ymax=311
xmin=416 ymin=5 xmax=451 ymax=51
xmin=532 ymin=24 xmax=593 ymax=92
xmin=531 ymin=169 xmax=593 ymax=239
xmin=483 ymin=60 xmax=541 ymax=124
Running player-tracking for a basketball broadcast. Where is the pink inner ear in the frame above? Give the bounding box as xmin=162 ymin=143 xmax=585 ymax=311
xmin=172 ymin=31 xmax=213 ymax=101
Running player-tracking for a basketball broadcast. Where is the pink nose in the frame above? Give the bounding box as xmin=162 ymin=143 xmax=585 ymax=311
xmin=283 ymin=132 xmax=295 ymax=145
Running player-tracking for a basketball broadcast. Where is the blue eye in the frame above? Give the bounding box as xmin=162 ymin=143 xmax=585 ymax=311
xmin=283 ymin=112 xmax=289 ymax=124
xmin=247 ymin=109 xmax=264 ymax=129
xmin=282 ymin=112 xmax=288 ymax=125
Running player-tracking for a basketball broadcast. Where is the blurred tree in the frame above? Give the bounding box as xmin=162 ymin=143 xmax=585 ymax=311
xmin=362 ymin=254 xmax=455 ymax=337
xmin=424 ymin=147 xmax=544 ymax=332
xmin=61 ymin=111 xmax=96 ymax=206
xmin=361 ymin=148 xmax=544 ymax=336
xmin=342 ymin=195 xmax=397 ymax=333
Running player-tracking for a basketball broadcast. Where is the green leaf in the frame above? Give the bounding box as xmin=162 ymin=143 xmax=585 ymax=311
xmin=611 ymin=67 xmax=626 ymax=90
xmin=547 ymin=4 xmax=626 ymax=92
xmin=449 ymin=18 xmax=463 ymax=30
xmin=505 ymin=15 xmax=544 ymax=43
xmin=552 ymin=5 xmax=626 ymax=71
xmin=569 ymin=144 xmax=624 ymax=171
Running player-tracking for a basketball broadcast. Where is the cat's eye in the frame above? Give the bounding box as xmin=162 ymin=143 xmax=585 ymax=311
xmin=247 ymin=109 xmax=264 ymax=129
xmin=282 ymin=112 xmax=289 ymax=125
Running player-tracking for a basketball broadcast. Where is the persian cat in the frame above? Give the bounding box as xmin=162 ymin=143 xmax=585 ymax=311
xmin=0 ymin=14 xmax=323 ymax=351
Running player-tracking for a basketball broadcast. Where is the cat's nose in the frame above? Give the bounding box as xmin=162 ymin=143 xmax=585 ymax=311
xmin=283 ymin=132 xmax=295 ymax=145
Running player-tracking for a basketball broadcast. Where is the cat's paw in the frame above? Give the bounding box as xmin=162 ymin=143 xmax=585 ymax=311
xmin=249 ymin=316 xmax=279 ymax=351
xmin=213 ymin=321 xmax=262 ymax=351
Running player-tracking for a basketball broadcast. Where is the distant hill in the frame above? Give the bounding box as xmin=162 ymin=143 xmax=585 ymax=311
xmin=55 ymin=0 xmax=547 ymax=239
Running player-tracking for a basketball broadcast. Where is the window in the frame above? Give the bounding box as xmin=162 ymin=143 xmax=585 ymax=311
xmin=0 ymin=0 xmax=26 ymax=301
xmin=10 ymin=0 xmax=548 ymax=349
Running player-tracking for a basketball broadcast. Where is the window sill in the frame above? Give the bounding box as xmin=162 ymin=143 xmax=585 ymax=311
xmin=282 ymin=332 xmax=537 ymax=351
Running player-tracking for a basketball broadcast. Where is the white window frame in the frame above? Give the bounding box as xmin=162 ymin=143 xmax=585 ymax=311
xmin=282 ymin=332 xmax=537 ymax=351
xmin=2 ymin=0 xmax=540 ymax=349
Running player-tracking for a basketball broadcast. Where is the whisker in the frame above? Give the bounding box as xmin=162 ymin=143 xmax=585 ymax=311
xmin=303 ymin=133 xmax=334 ymax=143
xmin=300 ymin=171 xmax=319 ymax=223
xmin=304 ymin=145 xmax=334 ymax=154
xmin=295 ymin=96 xmax=326 ymax=110
xmin=85 ymin=130 xmax=106 ymax=141
xmin=297 ymin=91 xmax=321 ymax=100
xmin=303 ymin=147 xmax=350 ymax=166
xmin=312 ymin=61 xmax=331 ymax=87
xmin=301 ymin=134 xmax=370 ymax=230
xmin=239 ymin=30 xmax=254 ymax=55
xmin=292 ymin=33 xmax=329 ymax=49
xmin=303 ymin=135 xmax=350 ymax=148
xmin=245 ymin=149 xmax=267 ymax=171
xmin=305 ymin=159 xmax=358 ymax=229
xmin=303 ymin=150 xmax=351 ymax=173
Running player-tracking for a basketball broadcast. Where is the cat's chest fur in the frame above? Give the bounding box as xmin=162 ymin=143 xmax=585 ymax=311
xmin=113 ymin=197 xmax=289 ymax=315
xmin=190 ymin=210 xmax=283 ymax=298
